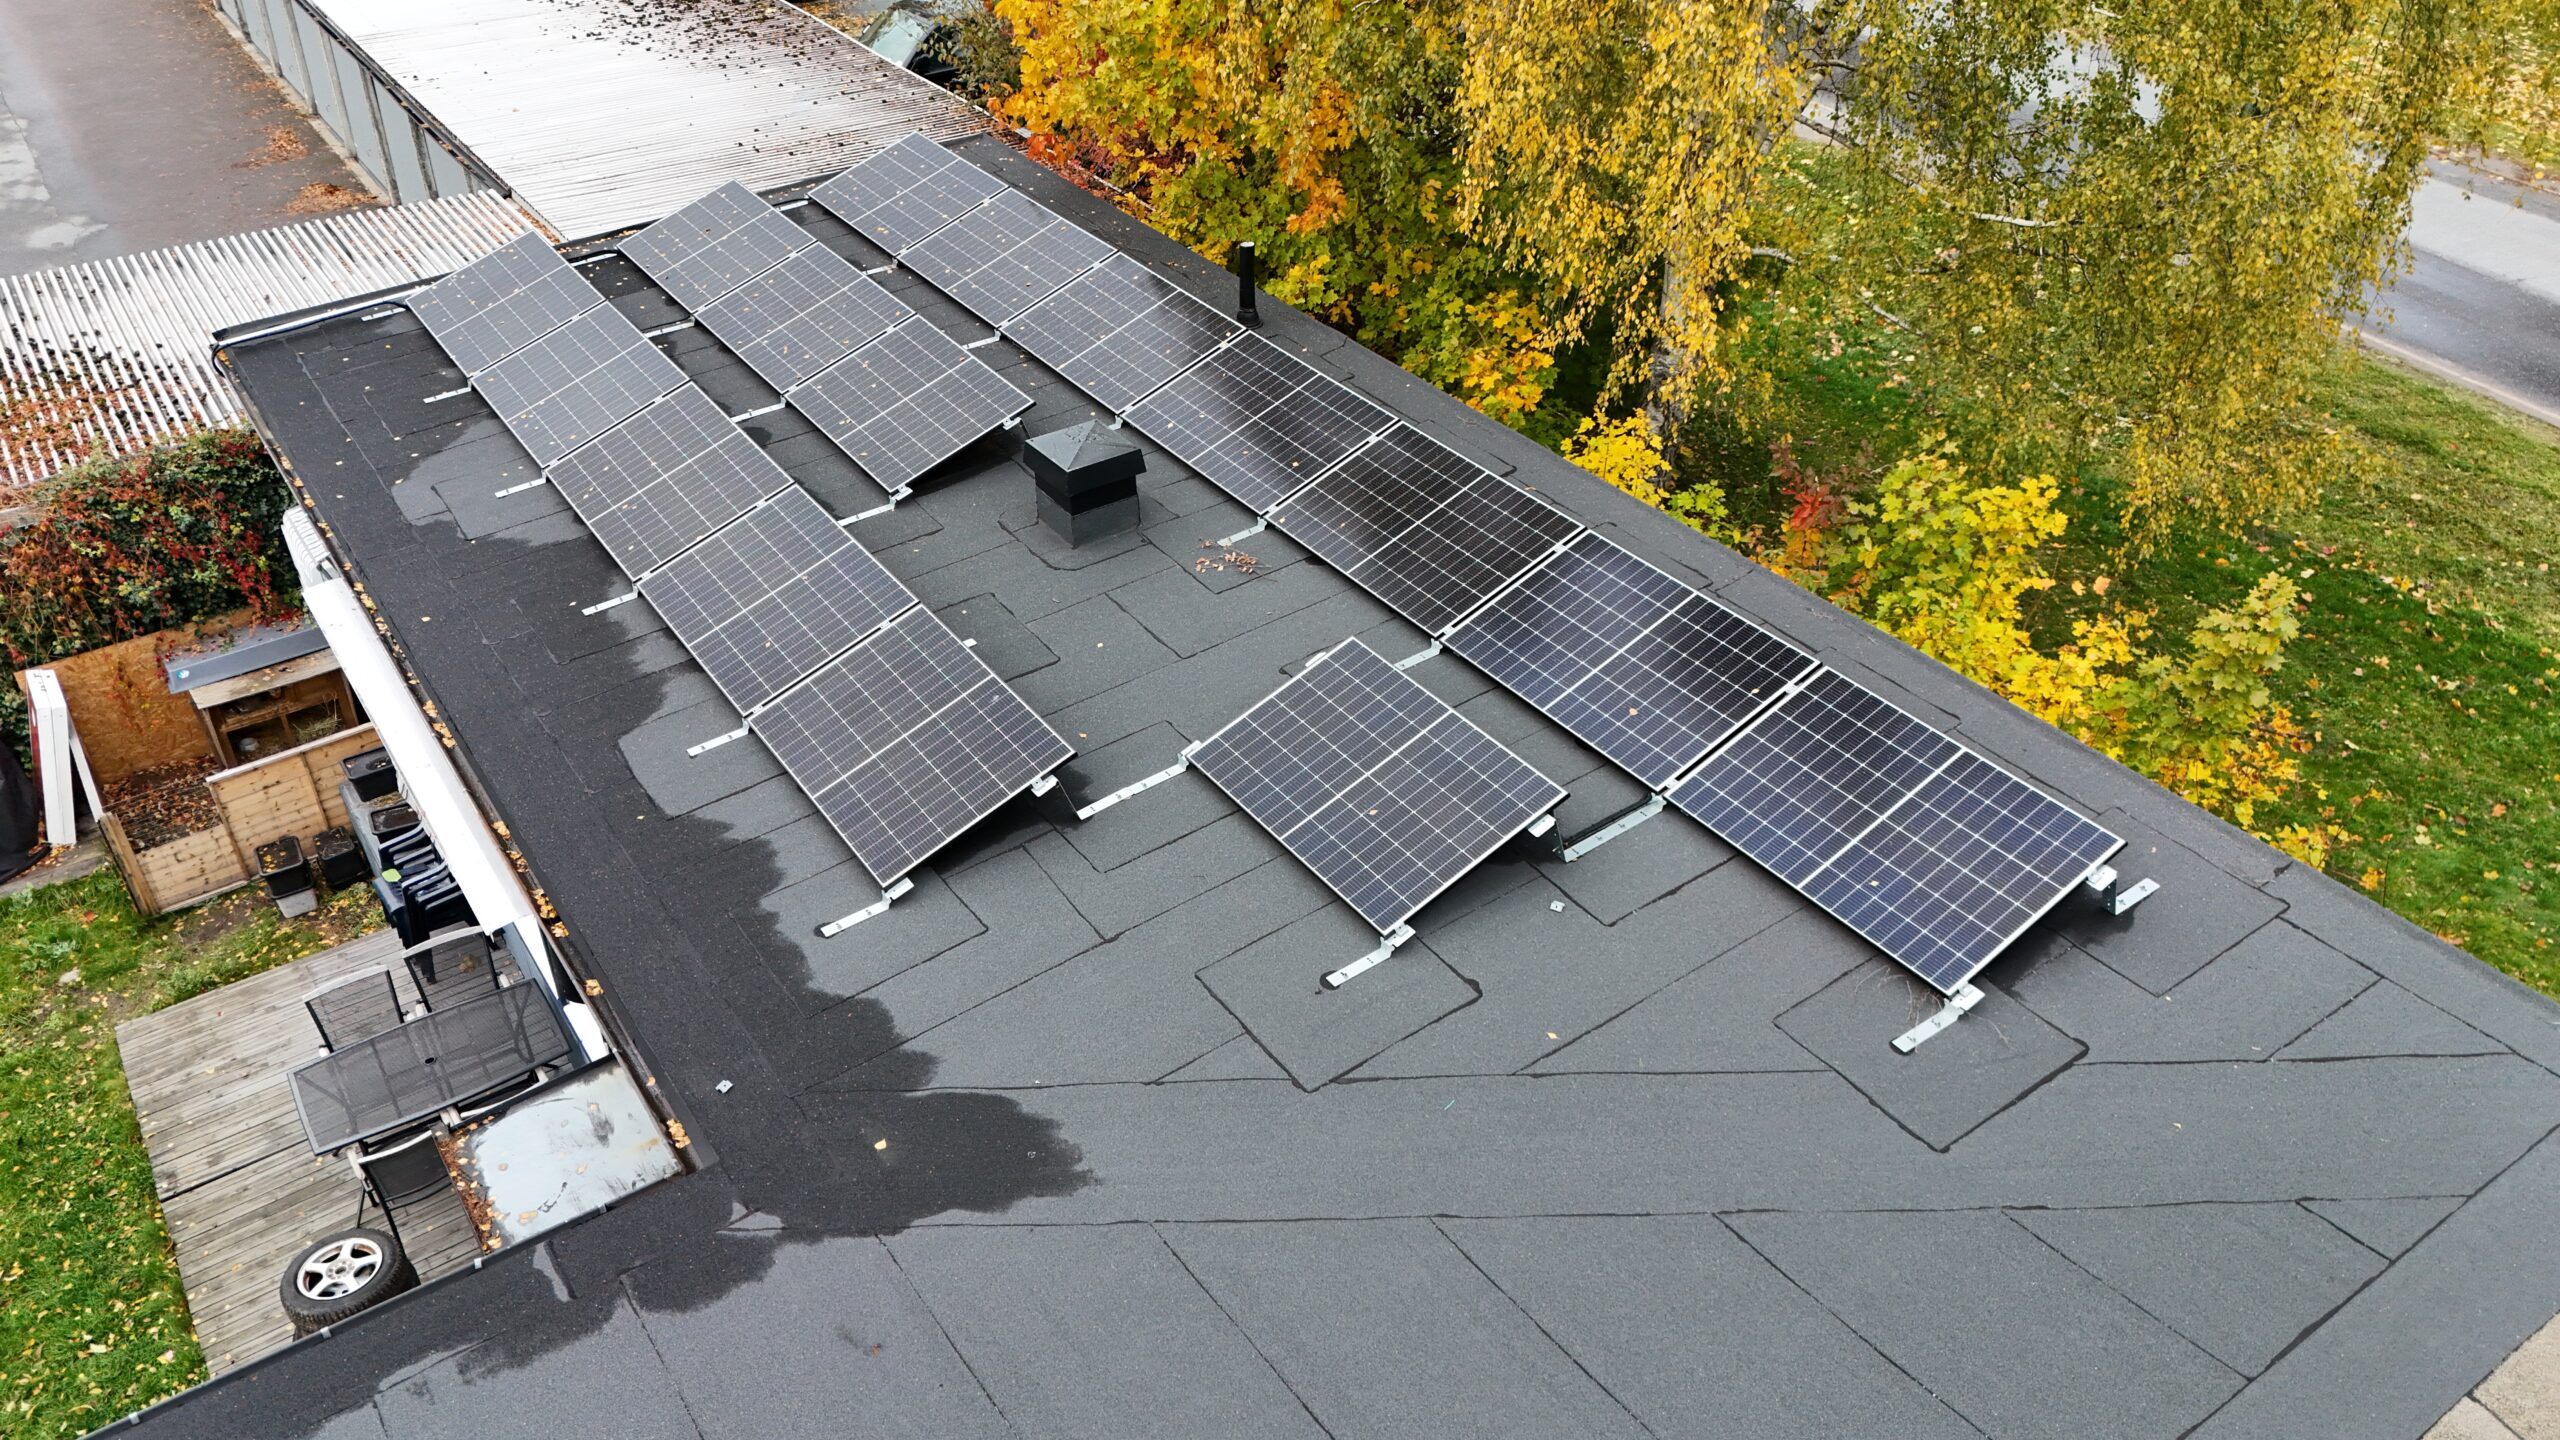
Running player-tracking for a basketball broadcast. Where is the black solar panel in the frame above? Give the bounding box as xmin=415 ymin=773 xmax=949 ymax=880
xmin=693 ymin=244 xmax=915 ymax=391
xmin=1448 ymin=533 xmax=1815 ymax=787
xmin=408 ymin=232 xmax=602 ymax=375
xmin=905 ymin=190 xmax=1116 ymax=323
xmin=620 ymin=181 xmax=810 ymax=309
xmin=1274 ymin=425 xmax=1581 ymax=635
xmin=810 ymin=132 xmax=1006 ymax=253
xmin=1805 ymin=752 xmax=2121 ymax=993
xmin=639 ymin=487 xmax=917 ymax=711
xmin=548 ymin=385 xmax=794 ymax=575
xmin=1668 ymin=668 xmax=1959 ymax=888
xmin=789 ymin=320 xmax=1032 ymax=491
xmin=1006 ymin=255 xmax=1240 ymax=411
xmin=1189 ymin=640 xmax=1565 ymax=932
xmin=751 ymin=607 xmax=1072 ymax=886
xmin=475 ymin=306 xmax=687 ymax=466
xmin=1126 ymin=333 xmax=1393 ymax=512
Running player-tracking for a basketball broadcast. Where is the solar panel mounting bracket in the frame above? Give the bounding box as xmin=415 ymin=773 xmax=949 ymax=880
xmin=686 ymin=724 xmax=750 ymax=758
xmin=1559 ymin=793 xmax=1666 ymax=862
xmin=1324 ymin=924 xmax=1416 ymax=989
xmin=493 ymin=476 xmax=550 ymax=498
xmin=1215 ymin=516 xmax=1268 ymax=548
xmin=838 ymin=488 xmax=913 ymax=526
xmin=818 ymin=876 xmax=916 ymax=938
xmin=1892 ymin=982 xmax=1984 ymax=1053
xmin=2081 ymin=864 xmax=2159 ymax=917
xmin=422 ymin=386 xmax=472 ymax=405
xmin=580 ymin=590 xmax=638 ymax=616
xmin=1389 ymin=641 xmax=1441 ymax=672
xmin=1072 ymin=753 xmax=1194 ymax=821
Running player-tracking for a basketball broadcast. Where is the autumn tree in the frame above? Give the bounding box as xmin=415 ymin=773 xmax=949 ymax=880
xmin=995 ymin=0 xmax=2524 ymax=537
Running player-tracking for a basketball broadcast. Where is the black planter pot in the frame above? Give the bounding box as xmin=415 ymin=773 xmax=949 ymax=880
xmin=257 ymin=835 xmax=314 ymax=899
xmin=313 ymin=825 xmax=367 ymax=889
xmin=342 ymin=747 xmax=398 ymax=802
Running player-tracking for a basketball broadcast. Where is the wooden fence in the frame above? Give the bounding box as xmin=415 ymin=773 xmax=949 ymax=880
xmin=102 ymin=723 xmax=380 ymax=915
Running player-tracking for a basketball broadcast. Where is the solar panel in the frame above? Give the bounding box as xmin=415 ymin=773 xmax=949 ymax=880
xmin=476 ymin=305 xmax=687 ymax=466
xmin=1125 ymin=333 xmax=1393 ymax=512
xmin=751 ymin=607 xmax=1073 ymax=886
xmin=1448 ymin=533 xmax=1817 ymax=788
xmin=693 ymin=244 xmax=915 ymax=391
xmin=619 ymin=181 xmax=810 ymax=309
xmin=810 ymin=132 xmax=1006 ymax=253
xmin=407 ymin=232 xmax=603 ymax=375
xmin=1273 ymin=425 xmax=1581 ymax=635
xmin=789 ymin=320 xmax=1032 ymax=491
xmin=1189 ymin=639 xmax=1566 ymax=932
xmin=1006 ymin=255 xmax=1241 ymax=411
xmin=1803 ymin=751 xmax=2121 ymax=993
xmin=904 ymin=190 xmax=1115 ymax=323
xmin=548 ymin=385 xmax=794 ymax=575
xmin=640 ymin=487 xmax=916 ymax=711
xmin=1668 ymin=668 xmax=1960 ymax=889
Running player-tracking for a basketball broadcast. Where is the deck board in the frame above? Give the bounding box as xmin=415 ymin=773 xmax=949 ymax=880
xmin=118 ymin=930 xmax=492 ymax=1373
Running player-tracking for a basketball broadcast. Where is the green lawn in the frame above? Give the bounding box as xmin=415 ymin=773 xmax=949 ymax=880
xmin=0 ymin=872 xmax=379 ymax=1438
xmin=1690 ymin=288 xmax=2560 ymax=990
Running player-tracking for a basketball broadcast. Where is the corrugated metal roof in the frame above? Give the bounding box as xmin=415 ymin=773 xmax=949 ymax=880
xmin=0 ymin=191 xmax=531 ymax=487
xmin=310 ymin=0 xmax=985 ymax=240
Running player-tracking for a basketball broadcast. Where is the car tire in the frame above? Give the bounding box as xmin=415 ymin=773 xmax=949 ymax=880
xmin=279 ymin=1227 xmax=416 ymax=1337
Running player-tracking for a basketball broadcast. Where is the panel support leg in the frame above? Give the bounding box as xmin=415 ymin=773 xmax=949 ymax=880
xmin=1390 ymin=640 xmax=1443 ymax=671
xmin=1324 ymin=924 xmax=1415 ymax=989
xmin=1215 ymin=516 xmax=1268 ymax=548
xmin=1892 ymin=983 xmax=1984 ymax=1053
xmin=2082 ymin=864 xmax=2159 ymax=917
xmin=581 ymin=591 xmax=638 ymax=616
xmin=838 ymin=487 xmax=912 ymax=526
xmin=493 ymin=476 xmax=550 ymax=498
xmin=1560 ymin=794 xmax=1664 ymax=862
xmin=819 ymin=877 xmax=914 ymax=938
xmin=422 ymin=386 xmax=472 ymax=404
xmin=1074 ymin=756 xmax=1192 ymax=821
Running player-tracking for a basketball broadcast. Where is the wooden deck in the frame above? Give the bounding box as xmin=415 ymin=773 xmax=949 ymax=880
xmin=118 ymin=929 xmax=486 ymax=1372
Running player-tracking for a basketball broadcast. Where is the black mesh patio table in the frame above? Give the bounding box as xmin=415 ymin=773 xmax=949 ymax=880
xmin=290 ymin=984 xmax=571 ymax=1153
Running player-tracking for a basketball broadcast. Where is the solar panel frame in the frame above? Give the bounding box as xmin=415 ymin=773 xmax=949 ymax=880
xmin=693 ymin=244 xmax=915 ymax=391
xmin=474 ymin=305 xmax=687 ymax=466
xmin=407 ymin=232 xmax=603 ymax=375
xmin=1125 ymin=332 xmax=1394 ymax=513
xmin=788 ymin=320 xmax=1032 ymax=491
xmin=1005 ymin=255 xmax=1241 ymax=411
xmin=810 ymin=132 xmax=1006 ymax=253
xmin=750 ymin=607 xmax=1072 ymax=887
xmin=1189 ymin=639 xmax=1566 ymax=933
xmin=1447 ymin=533 xmax=1815 ymax=788
xmin=638 ymin=487 xmax=917 ymax=712
xmin=1803 ymin=751 xmax=2122 ymax=993
xmin=904 ymin=190 xmax=1116 ymax=323
xmin=1272 ymin=425 xmax=1583 ymax=635
xmin=546 ymin=385 xmax=794 ymax=576
xmin=619 ymin=181 xmax=811 ymax=310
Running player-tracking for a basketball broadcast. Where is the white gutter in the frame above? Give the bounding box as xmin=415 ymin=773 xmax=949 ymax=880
xmin=283 ymin=507 xmax=607 ymax=1059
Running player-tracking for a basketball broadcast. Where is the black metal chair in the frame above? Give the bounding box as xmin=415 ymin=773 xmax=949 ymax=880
xmin=401 ymin=928 xmax=501 ymax=1014
xmin=304 ymin=969 xmax=407 ymax=1052
xmin=348 ymin=1124 xmax=452 ymax=1249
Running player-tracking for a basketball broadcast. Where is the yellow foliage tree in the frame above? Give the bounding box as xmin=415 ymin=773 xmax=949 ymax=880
xmin=1801 ymin=450 xmax=2327 ymax=863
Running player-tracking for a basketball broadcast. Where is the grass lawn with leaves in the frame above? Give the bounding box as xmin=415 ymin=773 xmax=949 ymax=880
xmin=0 ymin=872 xmax=380 ymax=1438
xmin=1698 ymin=295 xmax=2560 ymax=992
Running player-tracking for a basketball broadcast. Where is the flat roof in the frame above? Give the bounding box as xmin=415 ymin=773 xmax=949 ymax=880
xmin=170 ymin=135 xmax=2560 ymax=1440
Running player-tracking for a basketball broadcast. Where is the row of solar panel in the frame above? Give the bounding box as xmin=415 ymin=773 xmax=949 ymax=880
xmin=819 ymin=133 xmax=2124 ymax=993
xmin=400 ymin=230 xmax=1071 ymax=894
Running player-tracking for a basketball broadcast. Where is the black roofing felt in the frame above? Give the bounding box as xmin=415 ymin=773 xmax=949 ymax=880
xmin=163 ymin=136 xmax=2560 ymax=1440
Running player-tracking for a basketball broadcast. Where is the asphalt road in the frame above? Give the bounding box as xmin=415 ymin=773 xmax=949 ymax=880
xmin=0 ymin=0 xmax=362 ymax=276
xmin=2362 ymin=164 xmax=2560 ymax=428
